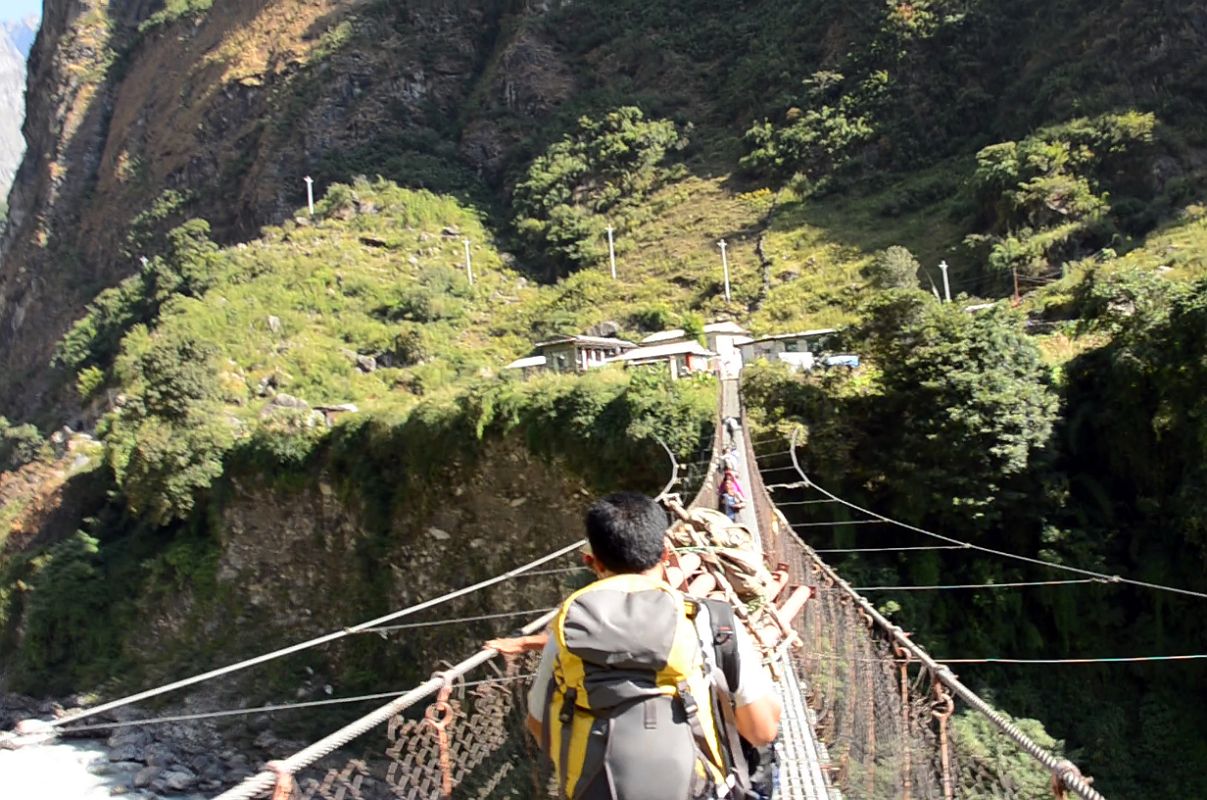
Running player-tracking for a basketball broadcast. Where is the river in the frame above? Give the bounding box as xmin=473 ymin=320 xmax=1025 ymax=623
xmin=0 ymin=739 xmax=205 ymax=799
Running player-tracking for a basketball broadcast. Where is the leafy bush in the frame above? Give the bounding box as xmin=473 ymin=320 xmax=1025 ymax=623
xmin=741 ymin=104 xmax=875 ymax=181
xmin=138 ymin=0 xmax=213 ymax=34
xmin=968 ymin=112 xmax=1157 ymax=277
xmin=54 ymin=219 xmax=221 ymax=375
xmin=863 ymin=245 xmax=921 ymax=290
xmin=10 ymin=533 xmax=115 ymax=693
xmin=0 ymin=417 xmax=49 ymax=471
xmin=513 ymin=107 xmax=686 ymax=275
xmin=101 ymin=329 xmax=238 ymax=524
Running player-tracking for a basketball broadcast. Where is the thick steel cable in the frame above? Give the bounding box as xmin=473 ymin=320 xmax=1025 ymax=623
xmin=50 ymin=541 xmax=583 ymax=729
xmin=212 ymin=608 xmax=558 ymax=800
xmin=815 ymin=545 xmax=971 ymax=554
xmin=56 ymin=675 xmax=535 ymax=734
xmin=356 ymin=607 xmax=558 ymax=634
xmin=803 ymin=652 xmax=1207 ymax=665
xmin=786 ymin=430 xmax=1207 ymax=601
xmin=782 ymin=432 xmax=1107 ymax=800
xmin=850 ymin=578 xmax=1106 ymax=591
xmin=941 ymin=654 xmax=1207 ymax=665
xmin=793 ymin=519 xmax=886 ymax=528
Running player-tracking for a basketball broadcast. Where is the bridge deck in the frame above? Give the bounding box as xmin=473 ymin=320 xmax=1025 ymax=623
xmin=719 ymin=379 xmax=835 ymax=800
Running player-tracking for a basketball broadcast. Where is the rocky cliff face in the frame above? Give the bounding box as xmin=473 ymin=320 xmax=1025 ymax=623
xmin=0 ymin=0 xmax=575 ymax=420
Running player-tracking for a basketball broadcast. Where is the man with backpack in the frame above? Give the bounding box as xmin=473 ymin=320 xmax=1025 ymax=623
xmin=525 ymin=492 xmax=782 ymax=800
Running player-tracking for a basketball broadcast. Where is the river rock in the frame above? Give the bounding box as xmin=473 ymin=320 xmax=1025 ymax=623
xmin=108 ymin=727 xmax=150 ymax=750
xmin=157 ymin=767 xmax=197 ymax=792
xmin=108 ymin=743 xmax=145 ymax=763
xmin=132 ymin=766 xmax=162 ymax=788
xmin=143 ymin=742 xmax=181 ymax=767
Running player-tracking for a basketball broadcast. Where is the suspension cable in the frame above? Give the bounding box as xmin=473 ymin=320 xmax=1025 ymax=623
xmin=48 ymin=541 xmax=584 ymax=729
xmin=941 ymin=654 xmax=1207 ymax=665
xmin=815 ymin=545 xmax=971 ymax=554
xmin=785 ymin=431 xmax=1207 ymax=601
xmin=793 ymin=519 xmax=886 ymax=528
xmin=212 ymin=609 xmax=557 ymax=800
xmin=356 ymin=607 xmax=558 ymax=634
xmin=55 ymin=674 xmax=535 ymax=734
xmin=850 ymin=578 xmax=1106 ymax=591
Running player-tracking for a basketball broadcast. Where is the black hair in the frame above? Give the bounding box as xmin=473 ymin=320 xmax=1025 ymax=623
xmin=584 ymin=492 xmax=668 ymax=574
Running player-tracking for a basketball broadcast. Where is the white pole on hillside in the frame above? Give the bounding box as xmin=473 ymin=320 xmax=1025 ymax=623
xmin=304 ymin=176 xmax=315 ymax=217
xmin=939 ymin=260 xmax=952 ymax=302
xmin=718 ymin=239 xmax=732 ymax=302
xmin=464 ymin=238 xmax=474 ymax=286
xmin=606 ymin=225 xmax=617 ymax=280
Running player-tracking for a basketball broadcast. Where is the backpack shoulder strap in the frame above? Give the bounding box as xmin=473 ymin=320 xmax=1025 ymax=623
xmin=700 ymin=597 xmax=741 ymax=695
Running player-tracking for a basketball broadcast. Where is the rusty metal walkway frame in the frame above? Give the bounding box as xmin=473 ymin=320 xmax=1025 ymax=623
xmin=688 ymin=378 xmax=836 ymax=800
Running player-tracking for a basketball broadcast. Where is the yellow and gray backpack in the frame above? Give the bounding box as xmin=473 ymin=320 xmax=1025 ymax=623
xmin=542 ymin=573 xmax=747 ymax=800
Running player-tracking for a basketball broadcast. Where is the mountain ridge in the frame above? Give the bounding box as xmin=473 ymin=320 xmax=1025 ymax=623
xmin=0 ymin=18 xmax=31 ymax=208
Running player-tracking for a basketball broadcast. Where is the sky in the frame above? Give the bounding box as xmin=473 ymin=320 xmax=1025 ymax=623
xmin=0 ymin=0 xmax=41 ymax=24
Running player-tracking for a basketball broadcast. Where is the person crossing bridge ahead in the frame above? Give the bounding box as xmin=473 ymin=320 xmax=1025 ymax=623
xmin=526 ymin=492 xmax=782 ymax=800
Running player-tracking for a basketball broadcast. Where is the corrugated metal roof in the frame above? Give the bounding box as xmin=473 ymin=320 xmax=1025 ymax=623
xmin=534 ymin=335 xmax=637 ymax=349
xmin=503 ymin=355 xmax=547 ymax=369
xmin=744 ymin=328 xmax=837 ymax=344
xmin=607 ymin=341 xmax=715 ymax=362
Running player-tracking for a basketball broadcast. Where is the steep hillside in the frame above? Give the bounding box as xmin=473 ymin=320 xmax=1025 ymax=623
xmin=2 ymin=0 xmax=1205 ymax=419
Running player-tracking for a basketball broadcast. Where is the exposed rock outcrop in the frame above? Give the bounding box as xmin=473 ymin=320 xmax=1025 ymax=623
xmin=0 ymin=0 xmax=576 ymax=420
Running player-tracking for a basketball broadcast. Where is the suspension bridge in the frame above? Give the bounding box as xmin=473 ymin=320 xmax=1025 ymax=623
xmin=3 ymin=377 xmax=1119 ymax=799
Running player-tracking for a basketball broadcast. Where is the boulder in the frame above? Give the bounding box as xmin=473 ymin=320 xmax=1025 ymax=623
xmin=159 ymin=767 xmax=198 ymax=792
xmin=132 ymin=766 xmax=162 ymax=788
xmin=585 ymin=320 xmax=621 ymax=338
xmin=108 ymin=743 xmax=146 ymax=763
xmin=271 ymin=393 xmax=309 ymax=409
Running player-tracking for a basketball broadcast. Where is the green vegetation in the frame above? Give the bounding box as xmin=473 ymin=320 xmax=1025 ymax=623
xmin=954 ymin=709 xmax=1067 ymax=798
xmin=1 ymin=368 xmax=714 ymax=693
xmin=968 ymin=113 xmax=1158 ymax=279
xmin=513 ymin=107 xmax=687 ymax=276
xmin=0 ymin=416 xmax=48 ymax=471
xmin=137 ymin=0 xmax=213 ymax=35
xmin=862 ymin=245 xmax=921 ymax=291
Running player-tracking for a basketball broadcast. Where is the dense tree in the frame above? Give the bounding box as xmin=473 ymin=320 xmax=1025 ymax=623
xmin=863 ymin=245 xmax=921 ymax=290
xmin=513 ymin=107 xmax=685 ymax=275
